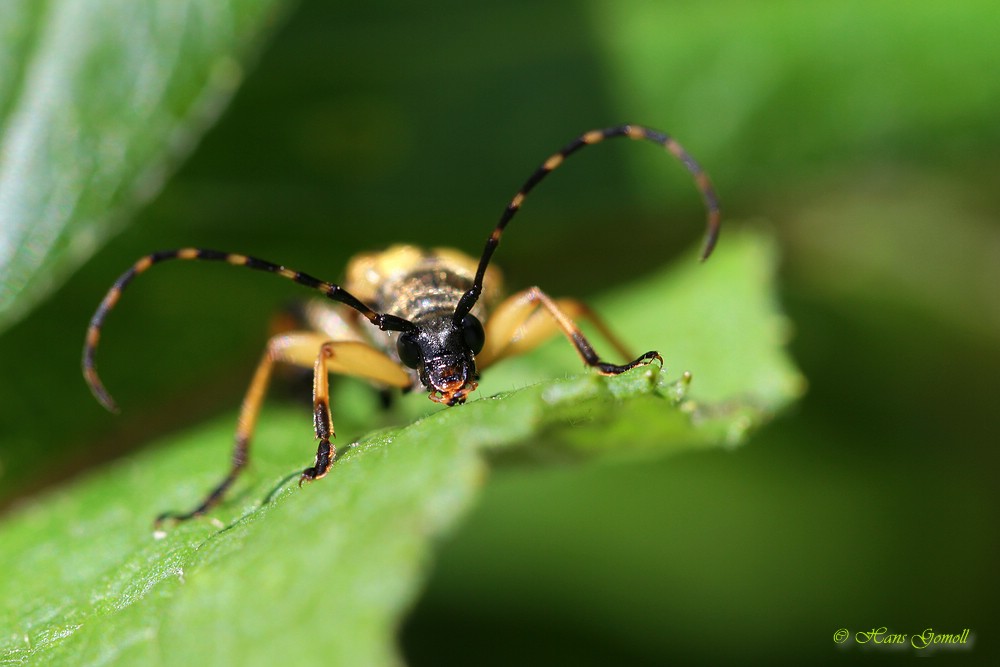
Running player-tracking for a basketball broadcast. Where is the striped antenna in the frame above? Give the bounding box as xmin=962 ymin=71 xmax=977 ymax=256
xmin=82 ymin=248 xmax=414 ymax=412
xmin=454 ymin=124 xmax=721 ymax=321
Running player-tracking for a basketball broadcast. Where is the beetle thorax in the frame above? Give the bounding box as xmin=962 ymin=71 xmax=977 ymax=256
xmin=344 ymin=244 xmax=502 ymax=319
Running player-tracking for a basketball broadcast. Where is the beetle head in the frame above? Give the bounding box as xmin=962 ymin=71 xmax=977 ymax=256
xmin=396 ymin=313 xmax=485 ymax=406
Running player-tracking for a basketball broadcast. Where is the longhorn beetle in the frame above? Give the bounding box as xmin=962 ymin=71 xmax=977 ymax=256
xmin=82 ymin=124 xmax=721 ymax=525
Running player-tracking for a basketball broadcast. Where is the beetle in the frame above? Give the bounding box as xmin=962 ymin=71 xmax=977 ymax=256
xmin=82 ymin=124 xmax=721 ymax=524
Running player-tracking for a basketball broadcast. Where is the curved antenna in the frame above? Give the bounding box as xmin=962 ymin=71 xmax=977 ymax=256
xmin=454 ymin=124 xmax=722 ymax=322
xmin=82 ymin=248 xmax=415 ymax=413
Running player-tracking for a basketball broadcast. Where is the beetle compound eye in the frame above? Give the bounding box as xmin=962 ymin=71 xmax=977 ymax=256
xmin=460 ymin=314 xmax=485 ymax=355
xmin=397 ymin=332 xmax=422 ymax=368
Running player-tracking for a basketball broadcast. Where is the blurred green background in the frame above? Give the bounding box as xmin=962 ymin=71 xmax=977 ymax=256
xmin=1 ymin=0 xmax=997 ymax=664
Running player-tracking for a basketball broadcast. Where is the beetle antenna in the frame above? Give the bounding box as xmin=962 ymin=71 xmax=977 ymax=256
xmin=453 ymin=124 xmax=721 ymax=321
xmin=82 ymin=248 xmax=415 ymax=412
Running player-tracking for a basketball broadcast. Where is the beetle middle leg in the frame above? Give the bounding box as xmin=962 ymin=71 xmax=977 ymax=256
xmin=476 ymin=286 xmax=662 ymax=373
xmin=156 ymin=332 xmax=410 ymax=525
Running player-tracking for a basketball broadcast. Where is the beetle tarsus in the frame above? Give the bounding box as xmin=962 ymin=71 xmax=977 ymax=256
xmin=596 ymin=350 xmax=663 ymax=376
xmin=299 ymin=439 xmax=335 ymax=486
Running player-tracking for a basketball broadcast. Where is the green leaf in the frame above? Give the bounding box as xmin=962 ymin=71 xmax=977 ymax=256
xmin=0 ymin=227 xmax=802 ymax=666
xmin=0 ymin=0 xmax=290 ymax=333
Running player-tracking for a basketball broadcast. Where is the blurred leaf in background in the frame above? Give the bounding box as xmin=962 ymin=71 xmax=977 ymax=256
xmin=0 ymin=0 xmax=290 ymax=332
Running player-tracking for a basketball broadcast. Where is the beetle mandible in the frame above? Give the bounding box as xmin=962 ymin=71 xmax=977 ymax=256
xmin=82 ymin=124 xmax=721 ymax=524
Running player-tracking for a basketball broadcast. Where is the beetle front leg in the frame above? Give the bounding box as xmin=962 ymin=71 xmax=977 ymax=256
xmin=293 ymin=338 xmax=415 ymax=484
xmin=477 ymin=286 xmax=662 ymax=373
xmin=300 ymin=342 xmax=336 ymax=484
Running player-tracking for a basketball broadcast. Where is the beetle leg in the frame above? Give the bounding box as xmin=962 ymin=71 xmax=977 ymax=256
xmin=156 ymin=332 xmax=410 ymax=525
xmin=477 ymin=286 xmax=661 ymax=373
xmin=300 ymin=341 xmax=336 ymax=484
xmin=155 ymin=334 xmax=289 ymax=525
